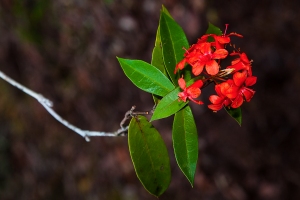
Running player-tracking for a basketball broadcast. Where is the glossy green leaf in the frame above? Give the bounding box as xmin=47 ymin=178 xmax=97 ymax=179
xmin=117 ymin=57 xmax=175 ymax=96
xmin=205 ymin=22 xmax=222 ymax=42
xmin=206 ymin=22 xmax=222 ymax=35
xmin=151 ymin=18 xmax=167 ymax=105
xmin=225 ymin=107 xmax=242 ymax=126
xmin=150 ymin=6 xmax=172 ymax=74
xmin=128 ymin=115 xmax=171 ymax=197
xmin=172 ymin=105 xmax=198 ymax=186
xmin=159 ymin=11 xmax=190 ymax=85
xmin=161 ymin=5 xmax=171 ymax=17
xmin=151 ymin=87 xmax=187 ymax=121
xmin=151 ymin=26 xmax=165 ymax=74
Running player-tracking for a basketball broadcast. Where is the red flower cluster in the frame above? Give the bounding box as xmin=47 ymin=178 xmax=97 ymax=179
xmin=176 ymin=25 xmax=257 ymax=111
xmin=208 ymin=71 xmax=257 ymax=111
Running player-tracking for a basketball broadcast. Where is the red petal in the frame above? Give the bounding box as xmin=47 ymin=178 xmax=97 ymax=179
xmin=191 ymin=80 xmax=203 ymax=88
xmin=192 ymin=62 xmax=204 ymax=75
xmin=178 ymin=78 xmax=186 ymax=90
xmin=209 ymin=95 xmax=223 ymax=104
xmin=233 ymin=71 xmax=247 ymax=87
xmin=189 ymin=97 xmax=204 ymax=105
xmin=205 ymin=60 xmax=219 ymax=75
xmin=219 ymin=81 xmax=231 ymax=93
xmin=186 ymin=51 xmax=200 ymax=63
xmin=213 ymin=49 xmax=228 ymax=59
xmin=231 ymin=95 xmax=244 ymax=108
xmin=224 ymin=82 xmax=239 ymax=99
xmin=240 ymin=53 xmax=250 ymax=64
xmin=227 ymin=61 xmax=245 ymax=72
xmin=199 ymin=42 xmax=212 ymax=55
xmin=223 ymin=98 xmax=232 ymax=107
xmin=214 ymin=84 xmax=224 ymax=97
xmin=215 ymin=36 xmax=230 ymax=44
xmin=245 ymin=76 xmax=257 ymax=86
xmin=174 ymin=59 xmax=186 ymax=74
xmin=247 ymin=67 xmax=253 ymax=76
xmin=187 ymin=87 xmax=201 ymax=98
xmin=178 ymin=92 xmax=187 ymax=102
xmin=198 ymin=35 xmax=209 ymax=43
xmin=208 ymin=104 xmax=223 ymax=111
xmin=241 ymin=88 xmax=255 ymax=102
xmin=231 ymin=58 xmax=241 ymax=65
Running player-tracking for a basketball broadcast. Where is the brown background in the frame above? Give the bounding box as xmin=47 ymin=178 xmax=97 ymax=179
xmin=0 ymin=0 xmax=299 ymax=199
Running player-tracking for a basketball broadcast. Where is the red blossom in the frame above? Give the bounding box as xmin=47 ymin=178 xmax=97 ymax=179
xmin=230 ymin=71 xmax=257 ymax=108
xmin=199 ymin=24 xmax=243 ymax=50
xmin=227 ymin=52 xmax=252 ymax=76
xmin=174 ymin=42 xmax=228 ymax=76
xmin=208 ymin=71 xmax=257 ymax=111
xmin=212 ymin=24 xmax=243 ymax=49
xmin=211 ymin=33 xmax=242 ymax=49
xmin=178 ymin=78 xmax=204 ymax=105
xmin=174 ymin=24 xmax=257 ymax=111
xmin=208 ymin=82 xmax=233 ymax=111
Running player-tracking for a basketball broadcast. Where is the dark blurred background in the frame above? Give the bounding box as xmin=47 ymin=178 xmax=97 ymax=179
xmin=0 ymin=0 xmax=299 ymax=199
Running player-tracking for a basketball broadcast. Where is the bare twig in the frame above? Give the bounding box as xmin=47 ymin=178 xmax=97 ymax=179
xmin=0 ymin=70 xmax=134 ymax=141
xmin=119 ymin=105 xmax=154 ymax=131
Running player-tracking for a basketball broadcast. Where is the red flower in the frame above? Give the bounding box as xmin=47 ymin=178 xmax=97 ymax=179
xmin=212 ymin=24 xmax=243 ymax=49
xmin=227 ymin=52 xmax=252 ymax=76
xmin=178 ymin=78 xmax=204 ymax=105
xmin=175 ymin=42 xmax=228 ymax=76
xmin=208 ymin=81 xmax=233 ymax=111
xmin=208 ymin=71 xmax=257 ymax=111
xmin=199 ymin=24 xmax=243 ymax=50
xmin=230 ymin=71 xmax=257 ymax=108
xmin=212 ymin=33 xmax=242 ymax=49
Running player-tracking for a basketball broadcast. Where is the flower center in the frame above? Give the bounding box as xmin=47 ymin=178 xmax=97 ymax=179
xmin=200 ymin=53 xmax=212 ymax=62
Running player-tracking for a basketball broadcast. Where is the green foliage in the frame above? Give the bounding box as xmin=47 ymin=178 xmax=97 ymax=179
xmin=151 ymin=26 xmax=165 ymax=75
xmin=151 ymin=20 xmax=167 ymax=105
xmin=206 ymin=22 xmax=223 ymax=35
xmin=225 ymin=107 xmax=242 ymax=126
xmin=128 ymin=115 xmax=171 ymax=197
xmin=172 ymin=106 xmax=198 ymax=186
xmin=151 ymin=87 xmax=188 ymax=121
xmin=159 ymin=10 xmax=190 ymax=85
xmin=206 ymin=22 xmax=222 ymax=42
xmin=117 ymin=58 xmax=175 ymax=97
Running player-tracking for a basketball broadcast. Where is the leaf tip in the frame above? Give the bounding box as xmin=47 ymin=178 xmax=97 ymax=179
xmin=224 ymin=107 xmax=242 ymax=126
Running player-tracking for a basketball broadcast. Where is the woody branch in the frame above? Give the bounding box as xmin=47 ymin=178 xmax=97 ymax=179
xmin=0 ymin=70 xmax=149 ymax=142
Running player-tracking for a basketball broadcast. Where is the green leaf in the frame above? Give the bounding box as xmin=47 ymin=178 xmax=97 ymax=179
xmin=117 ymin=57 xmax=175 ymax=96
xmin=205 ymin=22 xmax=222 ymax=35
xmin=151 ymin=26 xmax=166 ymax=74
xmin=159 ymin=11 xmax=190 ymax=85
xmin=151 ymin=87 xmax=187 ymax=121
xmin=225 ymin=107 xmax=242 ymax=126
xmin=205 ymin=22 xmax=222 ymax=42
xmin=150 ymin=5 xmax=173 ymax=74
xmin=172 ymin=105 xmax=198 ymax=186
xmin=151 ymin=18 xmax=167 ymax=105
xmin=128 ymin=115 xmax=171 ymax=197
xmin=161 ymin=5 xmax=171 ymax=17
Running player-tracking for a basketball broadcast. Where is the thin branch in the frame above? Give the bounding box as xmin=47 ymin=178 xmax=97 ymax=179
xmin=120 ymin=105 xmax=150 ymax=129
xmin=0 ymin=70 xmax=130 ymax=141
